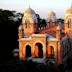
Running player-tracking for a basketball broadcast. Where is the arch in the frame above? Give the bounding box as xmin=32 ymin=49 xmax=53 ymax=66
xmin=34 ymin=42 xmax=43 ymax=58
xmin=33 ymin=41 xmax=45 ymax=57
xmin=68 ymin=20 xmax=70 ymax=28
xmin=64 ymin=15 xmax=72 ymax=28
xmin=25 ymin=45 xmax=31 ymax=58
xmin=68 ymin=19 xmax=71 ymax=28
xmin=25 ymin=19 xmax=30 ymax=28
xmin=48 ymin=46 xmax=54 ymax=58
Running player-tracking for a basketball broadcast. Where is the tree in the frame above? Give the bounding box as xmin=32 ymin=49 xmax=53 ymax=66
xmin=36 ymin=14 xmax=42 ymax=29
xmin=57 ymin=18 xmax=64 ymax=24
xmin=42 ymin=19 xmax=47 ymax=28
xmin=0 ymin=9 xmax=23 ymax=60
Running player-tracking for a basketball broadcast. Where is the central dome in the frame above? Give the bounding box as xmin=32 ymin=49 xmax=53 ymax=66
xmin=24 ymin=7 xmax=35 ymax=15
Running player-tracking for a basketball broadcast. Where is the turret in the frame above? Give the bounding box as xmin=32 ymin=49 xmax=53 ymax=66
xmin=18 ymin=24 xmax=24 ymax=39
xmin=56 ymin=25 xmax=61 ymax=40
xmin=22 ymin=7 xmax=38 ymax=37
xmin=64 ymin=4 xmax=72 ymax=33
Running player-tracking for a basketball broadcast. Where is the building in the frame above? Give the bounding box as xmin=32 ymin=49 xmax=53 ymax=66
xmin=18 ymin=5 xmax=72 ymax=66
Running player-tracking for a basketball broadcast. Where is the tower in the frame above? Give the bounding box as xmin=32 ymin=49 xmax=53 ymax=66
xmin=18 ymin=24 xmax=24 ymax=39
xmin=56 ymin=25 xmax=61 ymax=40
xmin=64 ymin=4 xmax=72 ymax=33
xmin=22 ymin=7 xmax=38 ymax=37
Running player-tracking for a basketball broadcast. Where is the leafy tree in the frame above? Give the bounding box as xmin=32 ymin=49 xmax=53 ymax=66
xmin=57 ymin=18 xmax=64 ymax=24
xmin=0 ymin=9 xmax=23 ymax=60
xmin=42 ymin=19 xmax=47 ymax=28
xmin=36 ymin=14 xmax=42 ymax=29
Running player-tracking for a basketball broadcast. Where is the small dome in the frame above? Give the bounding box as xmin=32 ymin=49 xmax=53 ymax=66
xmin=66 ymin=6 xmax=72 ymax=14
xmin=47 ymin=11 xmax=56 ymax=22
xmin=24 ymin=7 xmax=35 ymax=15
xmin=48 ymin=11 xmax=56 ymax=17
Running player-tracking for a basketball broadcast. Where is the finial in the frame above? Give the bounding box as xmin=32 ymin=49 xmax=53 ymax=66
xmin=71 ymin=2 xmax=72 ymax=8
xmin=29 ymin=4 xmax=30 ymax=8
xmin=28 ymin=0 xmax=31 ymax=8
xmin=71 ymin=3 xmax=72 ymax=8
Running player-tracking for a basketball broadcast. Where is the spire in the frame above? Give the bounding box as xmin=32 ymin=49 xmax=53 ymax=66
xmin=71 ymin=2 xmax=72 ymax=8
xmin=28 ymin=0 xmax=31 ymax=9
xmin=29 ymin=4 xmax=30 ymax=8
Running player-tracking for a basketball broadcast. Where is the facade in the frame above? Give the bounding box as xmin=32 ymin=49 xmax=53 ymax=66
xmin=18 ymin=5 xmax=72 ymax=65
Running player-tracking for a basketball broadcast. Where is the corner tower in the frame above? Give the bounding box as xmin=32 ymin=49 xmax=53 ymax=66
xmin=22 ymin=7 xmax=38 ymax=37
xmin=64 ymin=5 xmax=72 ymax=33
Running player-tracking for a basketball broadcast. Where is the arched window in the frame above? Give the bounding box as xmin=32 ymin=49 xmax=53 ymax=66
xmin=34 ymin=42 xmax=43 ymax=58
xmin=25 ymin=19 xmax=30 ymax=28
xmin=22 ymin=28 xmax=24 ymax=38
xmin=25 ymin=45 xmax=31 ymax=58
xmin=48 ymin=46 xmax=54 ymax=58
xmin=68 ymin=19 xmax=71 ymax=28
xmin=18 ymin=25 xmax=24 ymax=38
xmin=50 ymin=19 xmax=52 ymax=27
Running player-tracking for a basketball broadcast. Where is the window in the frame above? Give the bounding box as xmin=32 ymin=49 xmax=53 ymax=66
xmin=34 ymin=42 xmax=43 ymax=58
xmin=48 ymin=46 xmax=54 ymax=58
xmin=25 ymin=19 xmax=30 ymax=28
xmin=25 ymin=45 xmax=31 ymax=57
xmin=68 ymin=19 xmax=72 ymax=28
xmin=22 ymin=28 xmax=24 ymax=38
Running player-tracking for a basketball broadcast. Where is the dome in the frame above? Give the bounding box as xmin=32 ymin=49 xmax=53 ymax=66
xmin=24 ymin=7 xmax=35 ymax=15
xmin=47 ymin=11 xmax=56 ymax=22
xmin=66 ymin=6 xmax=72 ymax=14
xmin=48 ymin=11 xmax=56 ymax=17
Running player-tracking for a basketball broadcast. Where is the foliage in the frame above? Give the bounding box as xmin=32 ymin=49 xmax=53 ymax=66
xmin=0 ymin=9 xmax=23 ymax=60
xmin=36 ymin=14 xmax=47 ymax=29
xmin=57 ymin=18 xmax=64 ymax=24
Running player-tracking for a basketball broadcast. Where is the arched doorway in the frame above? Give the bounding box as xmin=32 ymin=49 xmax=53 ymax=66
xmin=48 ymin=46 xmax=54 ymax=58
xmin=34 ymin=42 xmax=43 ymax=58
xmin=25 ymin=45 xmax=31 ymax=58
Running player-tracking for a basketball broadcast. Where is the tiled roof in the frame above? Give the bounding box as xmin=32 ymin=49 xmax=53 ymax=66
xmin=39 ymin=24 xmax=65 ymax=38
xmin=39 ymin=26 xmax=57 ymax=37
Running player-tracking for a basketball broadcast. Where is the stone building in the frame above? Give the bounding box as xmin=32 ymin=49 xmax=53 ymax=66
xmin=18 ymin=5 xmax=72 ymax=65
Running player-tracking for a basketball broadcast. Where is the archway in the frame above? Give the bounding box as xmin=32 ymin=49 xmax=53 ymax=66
xmin=25 ymin=45 xmax=31 ymax=58
xmin=34 ymin=42 xmax=43 ymax=58
xmin=48 ymin=46 xmax=54 ymax=58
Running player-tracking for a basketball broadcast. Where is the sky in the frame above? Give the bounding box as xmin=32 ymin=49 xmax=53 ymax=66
xmin=0 ymin=0 xmax=72 ymax=19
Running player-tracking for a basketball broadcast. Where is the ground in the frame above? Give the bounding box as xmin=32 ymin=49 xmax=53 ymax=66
xmin=0 ymin=58 xmax=72 ymax=72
